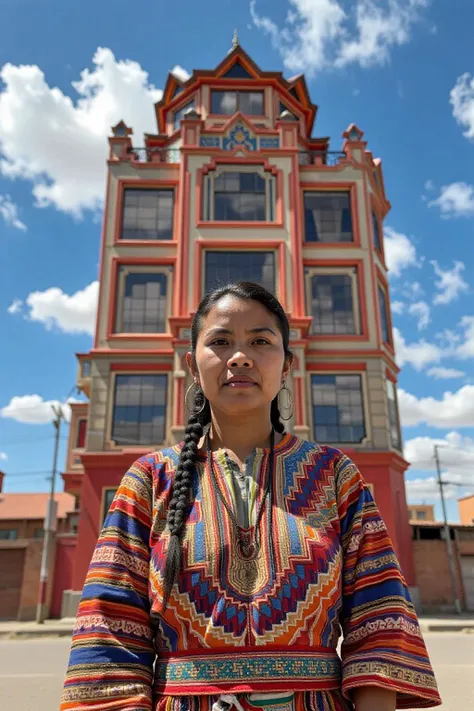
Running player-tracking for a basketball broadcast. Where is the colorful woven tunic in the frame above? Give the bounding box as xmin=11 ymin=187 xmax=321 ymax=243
xmin=60 ymin=434 xmax=441 ymax=710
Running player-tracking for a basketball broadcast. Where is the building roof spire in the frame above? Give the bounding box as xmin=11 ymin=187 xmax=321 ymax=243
xmin=232 ymin=28 xmax=239 ymax=49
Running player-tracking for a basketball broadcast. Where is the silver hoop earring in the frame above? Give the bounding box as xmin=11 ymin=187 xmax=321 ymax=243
xmin=185 ymin=382 xmax=207 ymax=414
xmin=278 ymin=381 xmax=293 ymax=421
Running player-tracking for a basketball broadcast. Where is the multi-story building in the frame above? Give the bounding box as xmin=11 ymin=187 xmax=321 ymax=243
xmin=408 ymin=504 xmax=436 ymax=523
xmin=62 ymin=41 xmax=416 ymax=608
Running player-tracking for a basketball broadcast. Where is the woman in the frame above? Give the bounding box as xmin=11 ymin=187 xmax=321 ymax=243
xmin=61 ymin=282 xmax=441 ymax=711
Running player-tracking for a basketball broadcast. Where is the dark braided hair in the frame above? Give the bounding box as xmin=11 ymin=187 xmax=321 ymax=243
xmin=162 ymin=282 xmax=293 ymax=605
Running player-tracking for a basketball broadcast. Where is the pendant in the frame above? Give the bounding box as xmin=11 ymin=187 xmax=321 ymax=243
xmin=238 ymin=531 xmax=259 ymax=559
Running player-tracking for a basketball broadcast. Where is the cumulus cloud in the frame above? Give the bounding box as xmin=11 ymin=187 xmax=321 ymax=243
xmin=391 ymin=300 xmax=405 ymax=315
xmin=0 ymin=452 xmax=7 ymax=461
xmin=408 ymin=301 xmax=430 ymax=330
xmin=0 ymin=194 xmax=26 ymax=230
xmin=393 ymin=327 xmax=443 ymax=371
xmin=383 ymin=227 xmax=418 ymax=276
xmin=170 ymin=65 xmax=190 ymax=82
xmin=7 ymin=298 xmax=23 ymax=314
xmin=0 ymin=48 xmax=162 ymax=216
xmin=398 ymin=385 xmax=474 ymax=428
xmin=250 ymin=0 xmax=429 ymax=76
xmin=450 ymin=72 xmax=474 ymax=140
xmin=427 ymin=366 xmax=465 ymax=380
xmin=428 ymin=182 xmax=474 ymax=217
xmin=457 ymin=316 xmax=474 ymax=359
xmin=431 ymin=260 xmax=469 ymax=305
xmin=1 ymin=394 xmax=76 ymax=424
xmin=15 ymin=281 xmax=99 ymax=335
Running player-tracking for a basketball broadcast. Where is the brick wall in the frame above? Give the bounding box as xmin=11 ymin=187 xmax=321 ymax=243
xmin=412 ymin=537 xmax=474 ymax=612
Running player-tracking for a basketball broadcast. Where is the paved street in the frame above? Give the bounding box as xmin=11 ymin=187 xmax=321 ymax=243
xmin=0 ymin=633 xmax=472 ymax=710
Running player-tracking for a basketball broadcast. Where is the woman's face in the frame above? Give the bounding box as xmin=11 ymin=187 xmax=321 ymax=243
xmin=187 ymin=295 xmax=290 ymax=417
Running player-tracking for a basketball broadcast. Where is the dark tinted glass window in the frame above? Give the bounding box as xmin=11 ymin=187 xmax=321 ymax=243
xmin=304 ymin=192 xmax=353 ymax=242
xmin=121 ymin=189 xmax=174 ymax=240
xmin=214 ymin=171 xmax=266 ymax=221
xmin=112 ymin=374 xmax=167 ymax=445
xmin=309 ymin=274 xmax=355 ymax=334
xmin=117 ymin=271 xmax=168 ymax=333
xmin=205 ymin=251 xmax=275 ymax=294
xmin=311 ymin=374 xmax=365 ymax=443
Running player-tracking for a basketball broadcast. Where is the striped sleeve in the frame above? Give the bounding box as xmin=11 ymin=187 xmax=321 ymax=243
xmin=335 ymin=453 xmax=441 ymax=709
xmin=60 ymin=456 xmax=155 ymax=711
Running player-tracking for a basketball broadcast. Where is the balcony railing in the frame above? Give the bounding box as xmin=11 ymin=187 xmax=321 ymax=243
xmin=127 ymin=147 xmax=181 ymax=163
xmin=299 ymin=151 xmax=346 ymax=166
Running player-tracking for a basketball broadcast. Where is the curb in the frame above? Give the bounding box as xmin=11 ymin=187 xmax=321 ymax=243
xmin=420 ymin=624 xmax=474 ymax=634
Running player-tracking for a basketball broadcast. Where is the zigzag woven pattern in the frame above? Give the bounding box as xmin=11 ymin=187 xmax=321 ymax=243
xmin=60 ymin=435 xmax=441 ymax=710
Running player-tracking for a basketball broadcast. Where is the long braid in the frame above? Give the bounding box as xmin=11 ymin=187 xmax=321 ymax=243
xmin=270 ymin=396 xmax=285 ymax=434
xmin=163 ymin=387 xmax=210 ymax=606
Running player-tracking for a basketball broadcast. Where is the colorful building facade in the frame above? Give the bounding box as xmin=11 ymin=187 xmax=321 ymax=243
xmin=62 ymin=43 xmax=416 ymax=604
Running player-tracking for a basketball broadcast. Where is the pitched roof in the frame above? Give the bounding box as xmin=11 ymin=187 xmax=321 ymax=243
xmin=0 ymin=492 xmax=76 ymax=521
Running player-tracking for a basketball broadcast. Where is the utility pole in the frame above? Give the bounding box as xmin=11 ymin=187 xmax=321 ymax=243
xmin=36 ymin=404 xmax=63 ymax=624
xmin=434 ymin=445 xmax=462 ymax=615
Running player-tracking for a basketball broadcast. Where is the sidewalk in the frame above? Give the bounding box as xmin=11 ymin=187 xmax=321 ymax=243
xmin=1 ymin=615 xmax=474 ymax=640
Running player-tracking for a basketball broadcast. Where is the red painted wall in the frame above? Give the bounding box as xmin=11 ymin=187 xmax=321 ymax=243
xmin=51 ymin=536 xmax=77 ymax=618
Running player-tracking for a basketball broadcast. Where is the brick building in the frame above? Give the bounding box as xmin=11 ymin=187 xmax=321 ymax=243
xmin=459 ymin=494 xmax=474 ymax=526
xmin=61 ymin=41 xmax=416 ymax=613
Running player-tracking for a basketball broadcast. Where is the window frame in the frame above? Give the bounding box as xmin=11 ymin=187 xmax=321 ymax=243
xmin=307 ymin=369 xmax=368 ymax=445
xmin=209 ymin=89 xmax=265 ymax=117
xmin=173 ymin=99 xmax=196 ymax=131
xmin=304 ymin=266 xmax=361 ymax=337
xmin=303 ymin=259 xmax=368 ymax=341
xmin=195 ymin=240 xmax=286 ymax=306
xmin=113 ymin=265 xmax=173 ymax=336
xmin=301 ymin=184 xmax=360 ymax=247
xmin=0 ymin=529 xmax=18 ymax=540
xmin=106 ymin=370 xmax=171 ymax=450
xmin=201 ymin=164 xmax=277 ymax=224
xmin=107 ymin=257 xmax=176 ymax=341
xmin=378 ymin=281 xmax=393 ymax=347
xmin=203 ymin=249 xmax=276 ymax=297
xmin=101 ymin=487 xmax=118 ymax=526
xmin=371 ymin=209 xmax=383 ymax=252
xmin=115 ymin=180 xmax=178 ymax=246
xmin=386 ymin=375 xmax=402 ymax=451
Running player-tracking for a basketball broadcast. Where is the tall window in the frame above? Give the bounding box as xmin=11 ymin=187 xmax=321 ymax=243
xmin=112 ymin=374 xmax=167 ymax=445
xmin=115 ymin=268 xmax=170 ymax=333
xmin=211 ymin=90 xmax=264 ymax=115
xmin=372 ymin=211 xmax=382 ymax=251
xmin=311 ymin=374 xmax=365 ymax=443
xmin=306 ymin=271 xmax=358 ymax=335
xmin=76 ymin=419 xmax=87 ymax=448
xmin=173 ymin=100 xmax=195 ymax=130
xmin=304 ymin=192 xmax=353 ymax=242
xmin=387 ymin=379 xmax=401 ymax=450
xmin=205 ymin=251 xmax=275 ymax=295
xmin=121 ymin=189 xmax=174 ymax=241
xmin=202 ymin=168 xmax=276 ymax=222
xmin=378 ymin=286 xmax=390 ymax=344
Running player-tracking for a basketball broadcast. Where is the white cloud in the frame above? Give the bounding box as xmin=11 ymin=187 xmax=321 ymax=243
xmin=1 ymin=394 xmax=73 ymax=424
xmin=408 ymin=301 xmax=430 ymax=330
xmin=458 ymin=316 xmax=474 ymax=359
xmin=394 ymin=327 xmax=443 ymax=371
xmin=424 ymin=179 xmax=435 ymax=191
xmin=391 ymin=300 xmax=405 ymax=315
xmin=427 ymin=366 xmax=465 ymax=380
xmin=383 ymin=227 xmax=418 ymax=276
xmin=429 ymin=182 xmax=474 ymax=217
xmin=402 ymin=281 xmax=424 ymax=301
xmin=0 ymin=194 xmax=26 ymax=230
xmin=250 ymin=0 xmax=429 ymax=76
xmin=7 ymin=298 xmax=23 ymax=314
xmin=0 ymin=452 xmax=7 ymax=461
xmin=450 ymin=72 xmax=474 ymax=141
xmin=431 ymin=260 xmax=469 ymax=305
xmin=0 ymin=48 xmax=162 ymax=216
xmin=404 ymin=432 xmax=474 ymax=503
xmin=170 ymin=65 xmax=190 ymax=82
xmin=19 ymin=281 xmax=99 ymax=335
xmin=398 ymin=385 xmax=474 ymax=428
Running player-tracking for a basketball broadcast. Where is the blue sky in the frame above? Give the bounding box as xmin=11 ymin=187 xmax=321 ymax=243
xmin=0 ymin=0 xmax=473 ymax=521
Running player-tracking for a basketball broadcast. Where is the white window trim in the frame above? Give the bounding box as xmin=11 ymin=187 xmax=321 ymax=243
xmin=106 ymin=371 xmax=170 ymax=448
xmin=115 ymin=265 xmax=173 ymax=334
xmin=307 ymin=371 xmax=370 ymax=446
xmin=304 ymin=267 xmax=360 ymax=335
xmin=202 ymin=165 xmax=276 ymax=222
